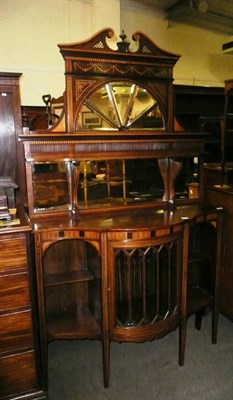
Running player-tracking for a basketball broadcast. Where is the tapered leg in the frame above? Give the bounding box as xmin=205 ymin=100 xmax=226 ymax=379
xmin=195 ymin=308 xmax=204 ymax=331
xmin=212 ymin=303 xmax=219 ymax=344
xmin=103 ymin=336 xmax=110 ymax=388
xmin=179 ymin=317 xmax=187 ymax=367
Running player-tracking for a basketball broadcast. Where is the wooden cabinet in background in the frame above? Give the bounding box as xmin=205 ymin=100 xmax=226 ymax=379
xmin=202 ymin=80 xmax=233 ymax=322
xmin=174 ymin=85 xmax=230 ymax=165
xmin=174 ymin=85 xmax=225 ymax=134
xmin=0 ymin=73 xmax=27 ymax=205
xmin=0 ymin=73 xmax=46 ymax=399
xmin=0 ymin=73 xmax=22 ymax=183
xmin=204 ymin=185 xmax=233 ymax=321
xmin=0 ymin=205 xmax=46 ymax=399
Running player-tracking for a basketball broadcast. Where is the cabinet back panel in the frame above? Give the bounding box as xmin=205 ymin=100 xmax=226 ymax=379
xmin=45 ymin=283 xmax=88 ymax=318
xmin=43 ymin=239 xmax=87 ymax=277
xmin=0 ymin=91 xmax=18 ymax=182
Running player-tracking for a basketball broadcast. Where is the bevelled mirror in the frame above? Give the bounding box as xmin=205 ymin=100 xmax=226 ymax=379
xmin=76 ymin=81 xmax=165 ymax=131
xmin=77 ymin=157 xmax=199 ymax=210
xmin=31 ymin=161 xmax=72 ymax=212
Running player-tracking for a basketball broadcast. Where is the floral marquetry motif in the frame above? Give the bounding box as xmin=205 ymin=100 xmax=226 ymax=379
xmin=93 ymin=40 xmax=105 ymax=49
xmin=75 ymin=79 xmax=96 ymax=101
xmin=55 ymin=28 xmax=180 ymax=134
xmin=72 ymin=60 xmax=173 ymax=79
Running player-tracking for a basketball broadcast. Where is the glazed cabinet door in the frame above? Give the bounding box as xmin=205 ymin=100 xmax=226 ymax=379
xmin=107 ymin=228 xmax=184 ymax=343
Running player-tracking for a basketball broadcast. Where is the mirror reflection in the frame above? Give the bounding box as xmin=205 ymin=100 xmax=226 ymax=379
xmin=77 ymin=81 xmax=165 ymax=131
xmin=78 ymin=159 xmax=164 ymax=208
xmin=32 ymin=162 xmax=71 ymax=211
xmin=30 ymin=157 xmax=199 ymax=212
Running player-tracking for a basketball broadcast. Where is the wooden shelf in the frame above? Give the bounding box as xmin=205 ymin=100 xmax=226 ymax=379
xmin=46 ymin=309 xmax=101 ymax=340
xmin=44 ymin=269 xmax=94 ymax=287
xmin=188 ymin=250 xmax=211 ymax=264
xmin=187 ymin=285 xmax=213 ymax=315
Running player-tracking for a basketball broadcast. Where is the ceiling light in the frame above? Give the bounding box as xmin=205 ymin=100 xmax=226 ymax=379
xmin=198 ymin=0 xmax=208 ymax=13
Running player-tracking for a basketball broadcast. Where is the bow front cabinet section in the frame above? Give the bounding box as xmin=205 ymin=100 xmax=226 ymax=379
xmin=31 ymin=205 xmax=222 ymax=389
xmin=33 ymin=211 xmax=185 ymax=389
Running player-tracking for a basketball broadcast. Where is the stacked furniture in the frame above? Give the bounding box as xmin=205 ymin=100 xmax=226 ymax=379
xmin=0 ymin=73 xmax=46 ymax=399
xmin=204 ymin=79 xmax=233 ymax=322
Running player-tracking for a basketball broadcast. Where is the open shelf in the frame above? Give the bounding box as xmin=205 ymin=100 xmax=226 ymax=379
xmin=188 ymin=250 xmax=211 ymax=264
xmin=44 ymin=270 xmax=94 ymax=287
xmin=46 ymin=309 xmax=101 ymax=340
xmin=187 ymin=285 xmax=213 ymax=315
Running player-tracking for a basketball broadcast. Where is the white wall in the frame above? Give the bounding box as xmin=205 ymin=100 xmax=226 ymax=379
xmin=1 ymin=0 xmax=233 ymax=106
xmin=121 ymin=1 xmax=233 ymax=87
xmin=0 ymin=0 xmax=120 ymax=105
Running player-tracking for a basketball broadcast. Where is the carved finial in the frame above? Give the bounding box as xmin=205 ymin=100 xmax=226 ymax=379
xmin=117 ymin=30 xmax=130 ymax=53
xmin=120 ymin=30 xmax=127 ymax=41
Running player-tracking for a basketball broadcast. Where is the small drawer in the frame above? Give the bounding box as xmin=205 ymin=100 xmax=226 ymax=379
xmin=0 ymin=309 xmax=34 ymax=354
xmin=0 ymin=237 xmax=27 ymax=272
xmin=0 ymin=272 xmax=31 ymax=312
xmin=0 ymin=350 xmax=38 ymax=397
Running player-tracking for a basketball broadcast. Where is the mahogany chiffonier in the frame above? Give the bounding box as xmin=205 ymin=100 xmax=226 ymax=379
xmin=19 ymin=29 xmax=223 ymax=391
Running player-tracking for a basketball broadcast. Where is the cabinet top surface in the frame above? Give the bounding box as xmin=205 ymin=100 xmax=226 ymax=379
xmin=206 ymin=184 xmax=233 ymax=195
xmin=0 ymin=203 xmax=31 ymax=235
xmin=31 ymin=204 xmax=219 ymax=233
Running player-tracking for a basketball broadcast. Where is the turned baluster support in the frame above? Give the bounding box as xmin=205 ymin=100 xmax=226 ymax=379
xmin=158 ymin=158 xmax=183 ymax=205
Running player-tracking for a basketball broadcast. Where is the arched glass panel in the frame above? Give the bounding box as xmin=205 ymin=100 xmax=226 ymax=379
xmin=76 ymin=81 xmax=165 ymax=131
